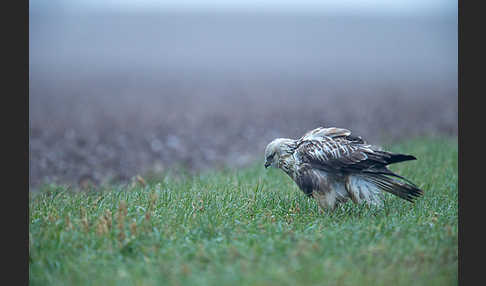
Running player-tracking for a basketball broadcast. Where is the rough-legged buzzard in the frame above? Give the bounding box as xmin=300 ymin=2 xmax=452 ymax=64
xmin=264 ymin=127 xmax=423 ymax=211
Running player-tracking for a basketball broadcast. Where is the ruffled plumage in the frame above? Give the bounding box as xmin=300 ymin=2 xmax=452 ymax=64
xmin=264 ymin=127 xmax=423 ymax=211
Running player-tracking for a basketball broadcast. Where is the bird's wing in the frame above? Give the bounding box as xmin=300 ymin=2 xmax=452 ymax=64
xmin=298 ymin=127 xmax=350 ymax=141
xmin=294 ymin=136 xmax=399 ymax=175
xmin=297 ymin=127 xmax=365 ymax=144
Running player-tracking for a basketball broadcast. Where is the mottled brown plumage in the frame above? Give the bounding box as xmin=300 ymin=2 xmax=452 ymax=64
xmin=264 ymin=127 xmax=423 ymax=211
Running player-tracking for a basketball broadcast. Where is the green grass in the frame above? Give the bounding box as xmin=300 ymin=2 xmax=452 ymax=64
xmin=29 ymin=137 xmax=458 ymax=286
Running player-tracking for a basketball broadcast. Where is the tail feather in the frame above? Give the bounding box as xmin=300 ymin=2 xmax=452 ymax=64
xmin=365 ymin=174 xmax=423 ymax=203
xmin=363 ymin=167 xmax=419 ymax=188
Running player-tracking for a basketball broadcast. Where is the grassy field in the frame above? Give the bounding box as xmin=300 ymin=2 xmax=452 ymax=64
xmin=29 ymin=137 xmax=458 ymax=286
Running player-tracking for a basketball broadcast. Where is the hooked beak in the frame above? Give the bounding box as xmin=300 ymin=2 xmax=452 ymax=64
xmin=264 ymin=162 xmax=271 ymax=168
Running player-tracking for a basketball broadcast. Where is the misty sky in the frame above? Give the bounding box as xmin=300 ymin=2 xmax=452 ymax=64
xmin=30 ymin=0 xmax=457 ymax=84
xmin=31 ymin=0 xmax=456 ymax=16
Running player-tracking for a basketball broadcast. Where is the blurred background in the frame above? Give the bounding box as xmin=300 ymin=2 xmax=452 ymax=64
xmin=29 ymin=0 xmax=457 ymax=189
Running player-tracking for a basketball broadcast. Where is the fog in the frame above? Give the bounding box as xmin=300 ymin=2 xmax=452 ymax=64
xmin=29 ymin=1 xmax=457 ymax=188
xmin=30 ymin=10 xmax=456 ymax=82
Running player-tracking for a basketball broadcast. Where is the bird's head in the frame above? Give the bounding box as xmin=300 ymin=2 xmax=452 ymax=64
xmin=264 ymin=138 xmax=295 ymax=169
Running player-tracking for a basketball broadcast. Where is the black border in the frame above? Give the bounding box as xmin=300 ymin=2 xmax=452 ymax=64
xmin=10 ymin=0 xmax=29 ymax=285
xmin=458 ymin=0 xmax=480 ymax=285
xmin=5 ymin=0 xmax=29 ymax=284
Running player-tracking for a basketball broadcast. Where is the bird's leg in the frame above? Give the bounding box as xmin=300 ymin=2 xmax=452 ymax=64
xmin=312 ymin=191 xmax=337 ymax=213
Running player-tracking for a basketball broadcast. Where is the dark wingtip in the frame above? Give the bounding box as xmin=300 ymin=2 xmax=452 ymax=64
xmin=388 ymin=154 xmax=417 ymax=164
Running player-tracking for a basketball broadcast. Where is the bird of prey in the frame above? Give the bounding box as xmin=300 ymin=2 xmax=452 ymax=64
xmin=264 ymin=127 xmax=423 ymax=211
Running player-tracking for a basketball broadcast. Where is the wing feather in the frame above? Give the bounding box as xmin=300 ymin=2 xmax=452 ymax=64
xmin=294 ymin=132 xmax=397 ymax=175
xmin=297 ymin=127 xmax=365 ymax=145
xmin=298 ymin=127 xmax=351 ymax=141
